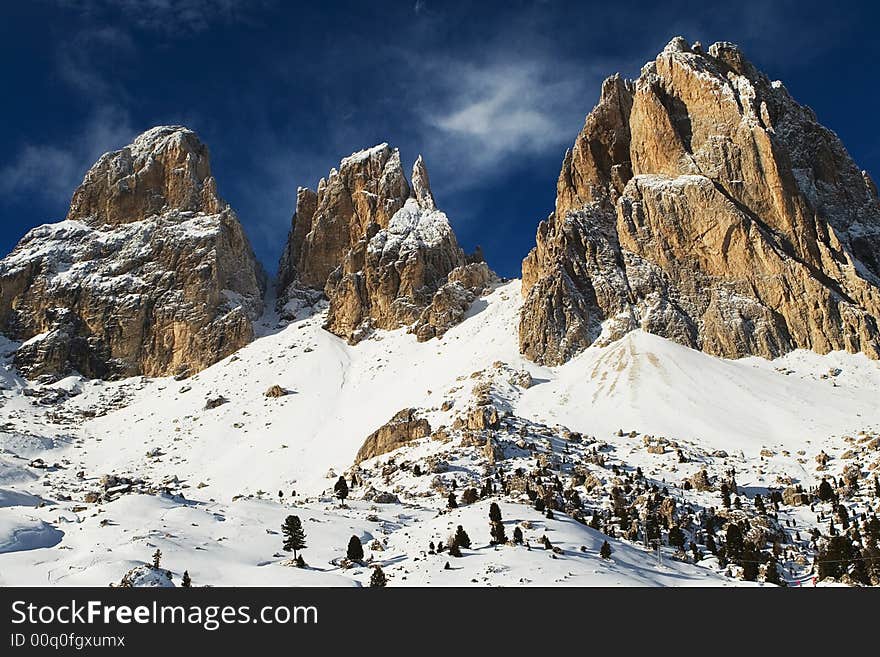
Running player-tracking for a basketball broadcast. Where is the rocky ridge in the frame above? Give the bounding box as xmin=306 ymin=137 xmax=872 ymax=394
xmin=520 ymin=37 xmax=880 ymax=365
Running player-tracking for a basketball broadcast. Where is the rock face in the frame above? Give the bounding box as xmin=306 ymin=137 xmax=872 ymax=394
xmin=521 ymin=38 xmax=880 ymax=364
xmin=354 ymin=408 xmax=432 ymax=463
xmin=0 ymin=126 xmax=265 ymax=379
xmin=278 ymin=145 xmax=491 ymax=342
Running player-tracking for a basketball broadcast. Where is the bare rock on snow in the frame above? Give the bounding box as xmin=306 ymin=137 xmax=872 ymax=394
xmin=355 ymin=408 xmax=432 ymax=463
xmin=520 ymin=38 xmax=880 ymax=364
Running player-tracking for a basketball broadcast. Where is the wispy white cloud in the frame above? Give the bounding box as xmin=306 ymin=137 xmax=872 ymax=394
xmin=406 ymin=52 xmax=609 ymax=193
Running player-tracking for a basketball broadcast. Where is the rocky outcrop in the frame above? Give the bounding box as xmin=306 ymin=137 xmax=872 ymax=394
xmin=0 ymin=126 xmax=265 ymax=379
xmin=354 ymin=408 xmax=432 ymax=463
xmin=521 ymin=38 xmax=880 ymax=364
xmin=278 ymin=145 xmax=491 ymax=342
xmin=411 ymin=262 xmax=496 ymax=341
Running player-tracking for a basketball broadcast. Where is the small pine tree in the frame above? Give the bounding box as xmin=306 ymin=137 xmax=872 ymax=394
xmin=152 ymin=549 xmax=162 ymax=569
xmin=764 ymin=556 xmax=782 ymax=586
xmin=347 ymin=535 xmax=364 ymax=562
xmin=513 ymin=526 xmax=524 ymax=544
xmin=589 ymin=514 xmax=601 ymax=530
xmin=490 ymin=520 xmax=507 ymax=545
xmin=817 ymin=478 xmax=834 ymax=502
xmin=754 ymin=494 xmax=766 ymax=515
xmin=370 ymin=566 xmax=387 ymax=587
xmin=489 ymin=502 xmax=502 ymax=523
xmin=668 ymin=525 xmax=686 ymax=550
xmin=181 ymin=570 xmax=192 ymax=588
xmin=334 ymin=476 xmax=349 ymax=502
xmin=447 ymin=492 xmax=458 ymax=509
xmin=295 ymin=555 xmax=307 ymax=568
xmin=534 ymin=497 xmax=545 ymax=512
xmin=545 ymin=508 xmax=554 ymax=520
xmin=600 ymin=540 xmax=612 ymax=559
xmin=720 ymin=483 xmax=731 ymax=509
xmin=453 ymin=525 xmax=471 ymax=549
xmin=541 ymin=535 xmax=552 ymax=550
xmin=282 ymin=515 xmax=307 ymax=559
xmin=448 ymin=541 xmax=462 ymax=557
xmin=461 ymin=488 xmax=478 ymax=505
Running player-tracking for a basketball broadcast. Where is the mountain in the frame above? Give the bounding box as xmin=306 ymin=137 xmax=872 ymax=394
xmin=0 ymin=126 xmax=265 ymax=379
xmin=278 ymin=144 xmax=494 ymax=343
xmin=520 ymin=37 xmax=880 ymax=365
xmin=1 ymin=39 xmax=879 ymax=589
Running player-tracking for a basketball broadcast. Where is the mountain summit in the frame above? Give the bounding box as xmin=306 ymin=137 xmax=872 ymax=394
xmin=278 ymin=144 xmax=493 ymax=343
xmin=0 ymin=126 xmax=265 ymax=379
xmin=520 ymin=37 xmax=880 ymax=365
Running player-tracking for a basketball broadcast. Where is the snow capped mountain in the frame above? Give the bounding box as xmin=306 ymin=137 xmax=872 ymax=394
xmin=1 ymin=38 xmax=880 ymax=589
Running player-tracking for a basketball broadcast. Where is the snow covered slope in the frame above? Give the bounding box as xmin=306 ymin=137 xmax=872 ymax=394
xmin=1 ymin=280 xmax=879 ymax=587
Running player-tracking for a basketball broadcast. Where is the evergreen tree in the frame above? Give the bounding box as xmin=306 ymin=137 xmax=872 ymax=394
xmin=448 ymin=541 xmax=462 ymax=557
xmin=490 ymin=521 xmax=507 ymax=545
xmin=668 ymin=525 xmax=686 ymax=550
xmin=705 ymin=532 xmax=717 ymax=554
xmin=764 ymin=556 xmax=782 ymax=586
xmin=295 ymin=555 xmax=306 ymax=568
xmin=725 ymin=523 xmax=744 ymax=559
xmin=489 ymin=502 xmax=502 ymax=523
xmin=534 ymin=497 xmax=545 ymax=512
xmin=461 ymin=488 xmax=479 ymax=505
xmin=600 ymin=540 xmax=612 ymax=559
xmin=370 ymin=566 xmax=387 ymax=587
xmin=513 ymin=526 xmax=524 ymax=544
xmin=720 ymin=483 xmax=731 ymax=509
xmin=542 ymin=535 xmax=552 ymax=550
xmin=754 ymin=494 xmax=766 ymax=515
xmin=453 ymin=525 xmax=471 ymax=549
xmin=447 ymin=492 xmax=458 ymax=509
xmin=818 ymin=478 xmax=834 ymax=502
xmin=545 ymin=508 xmax=554 ymax=520
xmin=412 ymin=464 xmax=421 ymax=476
xmin=589 ymin=514 xmax=601 ymax=530
xmin=152 ymin=549 xmax=162 ymax=569
xmin=181 ymin=570 xmax=192 ymax=588
xmin=347 ymin=535 xmax=364 ymax=562
xmin=334 ymin=476 xmax=349 ymax=502
xmin=282 ymin=515 xmax=307 ymax=559
xmin=741 ymin=542 xmax=760 ymax=581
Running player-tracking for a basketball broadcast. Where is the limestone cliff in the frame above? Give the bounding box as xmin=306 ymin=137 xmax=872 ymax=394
xmin=0 ymin=126 xmax=265 ymax=379
xmin=521 ymin=38 xmax=880 ymax=364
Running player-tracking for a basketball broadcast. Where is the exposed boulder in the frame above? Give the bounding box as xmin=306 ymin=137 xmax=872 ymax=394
xmin=520 ymin=38 xmax=880 ymax=364
xmin=355 ymin=408 xmax=432 ymax=463
xmin=0 ymin=126 xmax=265 ymax=379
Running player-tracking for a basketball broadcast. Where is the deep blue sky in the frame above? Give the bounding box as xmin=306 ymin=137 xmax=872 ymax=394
xmin=2 ymin=0 xmax=879 ymax=278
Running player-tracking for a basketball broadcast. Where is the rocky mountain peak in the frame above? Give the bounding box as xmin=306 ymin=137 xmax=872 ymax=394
xmin=0 ymin=126 xmax=265 ymax=379
xmin=411 ymin=155 xmax=436 ymax=210
xmin=278 ymin=146 xmax=495 ymax=343
xmin=66 ymin=125 xmax=224 ymax=226
xmin=521 ymin=37 xmax=880 ymax=365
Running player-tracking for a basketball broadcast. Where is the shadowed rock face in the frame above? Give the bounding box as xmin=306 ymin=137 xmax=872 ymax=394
xmin=0 ymin=126 xmax=265 ymax=379
xmin=521 ymin=37 xmax=880 ymax=365
xmin=279 ymin=145 xmax=493 ymax=343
